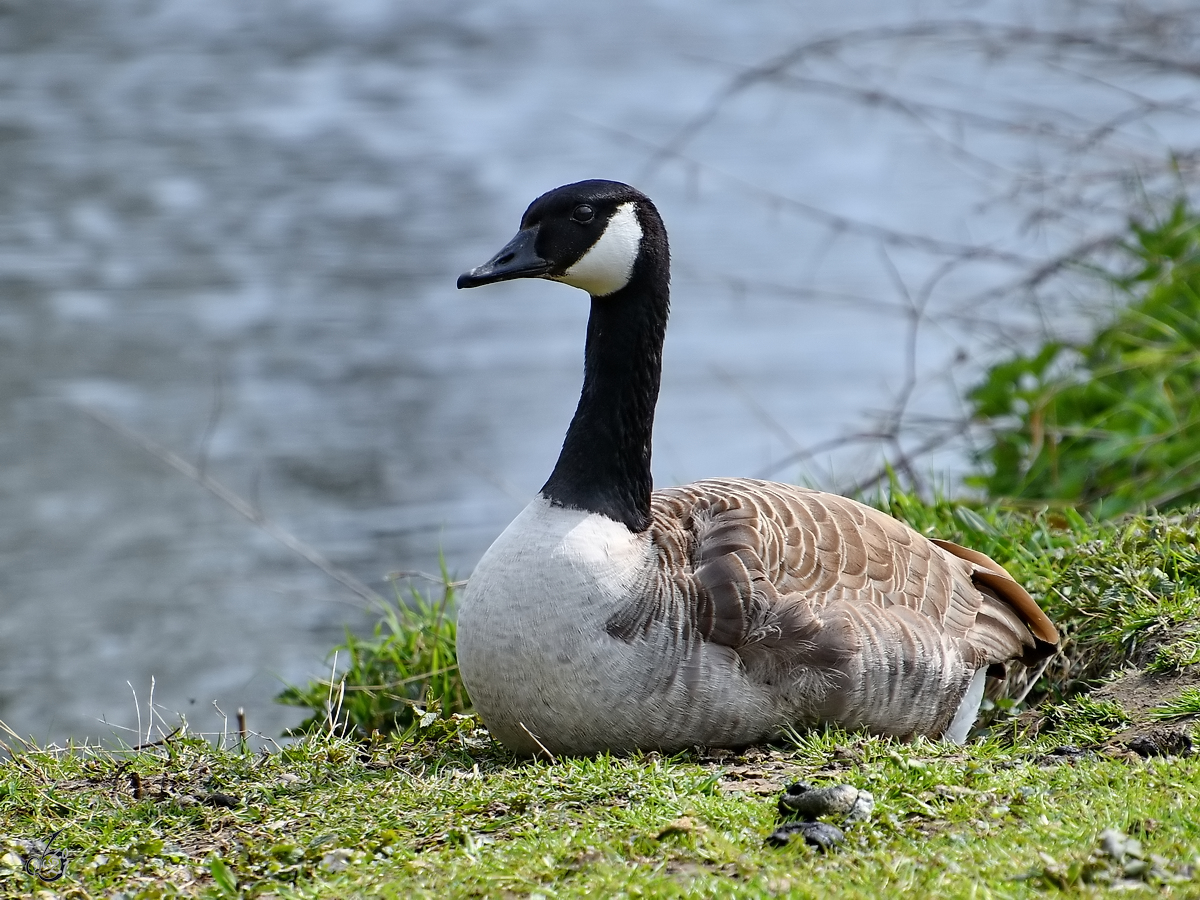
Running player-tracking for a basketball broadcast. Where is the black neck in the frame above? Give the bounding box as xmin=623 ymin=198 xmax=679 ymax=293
xmin=540 ymin=227 xmax=669 ymax=532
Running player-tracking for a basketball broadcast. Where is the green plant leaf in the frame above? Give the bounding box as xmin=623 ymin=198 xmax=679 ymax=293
xmin=968 ymin=201 xmax=1200 ymax=515
xmin=208 ymin=855 xmax=238 ymax=896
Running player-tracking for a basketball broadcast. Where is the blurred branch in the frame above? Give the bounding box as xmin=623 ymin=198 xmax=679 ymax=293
xmin=596 ymin=119 xmax=1040 ymax=265
xmin=76 ymin=403 xmax=385 ymax=608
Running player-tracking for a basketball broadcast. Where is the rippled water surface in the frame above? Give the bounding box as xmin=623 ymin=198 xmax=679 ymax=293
xmin=1 ymin=0 xmax=1178 ymax=742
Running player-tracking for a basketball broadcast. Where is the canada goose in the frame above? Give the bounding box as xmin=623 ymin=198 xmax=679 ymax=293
xmin=455 ymin=180 xmax=1059 ymax=756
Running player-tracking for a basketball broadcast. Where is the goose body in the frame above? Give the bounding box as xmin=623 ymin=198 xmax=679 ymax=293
xmin=456 ymin=181 xmax=1058 ymax=756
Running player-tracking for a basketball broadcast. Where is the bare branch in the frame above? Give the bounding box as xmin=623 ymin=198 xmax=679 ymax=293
xmin=76 ymin=403 xmax=385 ymax=608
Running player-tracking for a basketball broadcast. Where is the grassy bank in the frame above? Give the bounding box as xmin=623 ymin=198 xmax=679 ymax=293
xmin=4 ymin=501 xmax=1200 ymax=899
xmin=2 ymin=719 xmax=1199 ymax=899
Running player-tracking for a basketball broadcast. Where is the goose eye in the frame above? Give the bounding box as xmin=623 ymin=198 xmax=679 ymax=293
xmin=571 ymin=204 xmax=594 ymax=224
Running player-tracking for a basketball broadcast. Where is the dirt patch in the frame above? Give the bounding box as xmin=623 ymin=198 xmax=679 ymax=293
xmin=1093 ymin=666 xmax=1200 ymax=724
xmin=697 ymin=747 xmax=799 ymax=796
xmin=1084 ymin=664 xmax=1200 ymax=757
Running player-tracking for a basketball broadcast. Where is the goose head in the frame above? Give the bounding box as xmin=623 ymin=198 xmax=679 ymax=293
xmin=457 ymin=180 xmax=664 ymax=298
xmin=457 ymin=180 xmax=671 ymax=534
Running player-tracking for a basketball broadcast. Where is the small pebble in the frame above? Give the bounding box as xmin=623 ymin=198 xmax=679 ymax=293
xmin=1127 ymin=728 xmax=1193 ymax=758
xmin=766 ymin=821 xmax=845 ymax=851
xmin=655 ymin=816 xmax=696 ymax=839
xmin=1049 ymin=745 xmax=1087 ymax=759
xmin=1098 ymin=828 xmax=1143 ymax=863
xmin=321 ymin=848 xmax=354 ymax=872
xmin=197 ymin=791 xmax=239 ymax=808
xmin=1123 ymin=858 xmax=1150 ymax=878
xmin=768 ymin=780 xmax=874 ymax=851
xmin=778 ymin=781 xmax=874 ymax=824
xmin=778 ymin=782 xmax=857 ymax=820
xmin=843 ymin=790 xmax=875 ymax=825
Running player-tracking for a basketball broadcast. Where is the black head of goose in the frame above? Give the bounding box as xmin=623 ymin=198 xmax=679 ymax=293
xmin=456 ymin=180 xmax=1059 ymax=756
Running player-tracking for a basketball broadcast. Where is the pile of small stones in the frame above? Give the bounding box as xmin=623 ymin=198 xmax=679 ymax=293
xmin=766 ymin=781 xmax=875 ymax=851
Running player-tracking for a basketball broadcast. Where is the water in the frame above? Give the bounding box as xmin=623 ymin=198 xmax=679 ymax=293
xmin=0 ymin=0 xmax=1192 ymax=744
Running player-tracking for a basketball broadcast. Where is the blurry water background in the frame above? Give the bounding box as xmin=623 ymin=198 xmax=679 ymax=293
xmin=1 ymin=0 xmax=1196 ymax=743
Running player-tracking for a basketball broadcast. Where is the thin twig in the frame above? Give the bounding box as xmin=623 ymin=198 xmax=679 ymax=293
xmin=839 ymin=425 xmax=972 ymax=498
xmin=75 ymin=403 xmax=385 ymax=607
xmin=196 ymin=360 xmax=224 ymax=480
xmin=213 ymin=701 xmax=228 ymax=750
xmin=326 ymin=651 xmax=346 ymax=738
xmin=314 ymin=663 xmax=461 ymax=693
xmin=711 ymin=363 xmax=805 ymax=457
xmin=517 ymin=722 xmax=557 ymax=763
xmin=386 ymin=570 xmax=468 ymax=589
xmin=146 ymin=675 xmax=155 ymax=748
xmin=132 ymin=725 xmax=183 ymax=752
xmin=128 ymin=682 xmax=142 ymax=752
xmin=0 ymin=717 xmax=37 ymax=753
xmin=1011 ymin=656 xmax=1056 ymax=707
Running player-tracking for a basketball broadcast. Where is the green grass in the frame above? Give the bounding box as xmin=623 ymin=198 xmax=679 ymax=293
xmin=1036 ymin=695 xmax=1132 ymax=746
xmin=275 ymin=571 xmax=467 ymax=739
xmin=1149 ymin=688 xmax=1200 ymax=722
xmin=3 ymin=724 xmax=1200 ymax=898
xmin=1147 ymin=637 xmax=1200 ymax=675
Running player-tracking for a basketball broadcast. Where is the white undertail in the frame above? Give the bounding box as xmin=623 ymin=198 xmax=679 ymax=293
xmin=943 ymin=667 xmax=988 ymax=744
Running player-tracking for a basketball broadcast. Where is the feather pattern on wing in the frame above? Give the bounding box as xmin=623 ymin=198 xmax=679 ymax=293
xmin=605 ymin=478 xmax=1059 ymax=739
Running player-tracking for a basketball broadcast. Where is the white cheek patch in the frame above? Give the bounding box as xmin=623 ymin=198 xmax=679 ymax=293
xmin=552 ymin=201 xmax=642 ymax=296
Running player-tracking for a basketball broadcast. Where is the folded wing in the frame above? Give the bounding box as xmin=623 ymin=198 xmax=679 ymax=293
xmin=608 ymin=478 xmax=1058 ymax=738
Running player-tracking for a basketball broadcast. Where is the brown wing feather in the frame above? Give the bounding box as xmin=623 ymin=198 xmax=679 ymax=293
xmin=607 ymin=477 xmax=1060 ymax=737
xmin=931 ymin=538 xmax=1060 ymax=654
